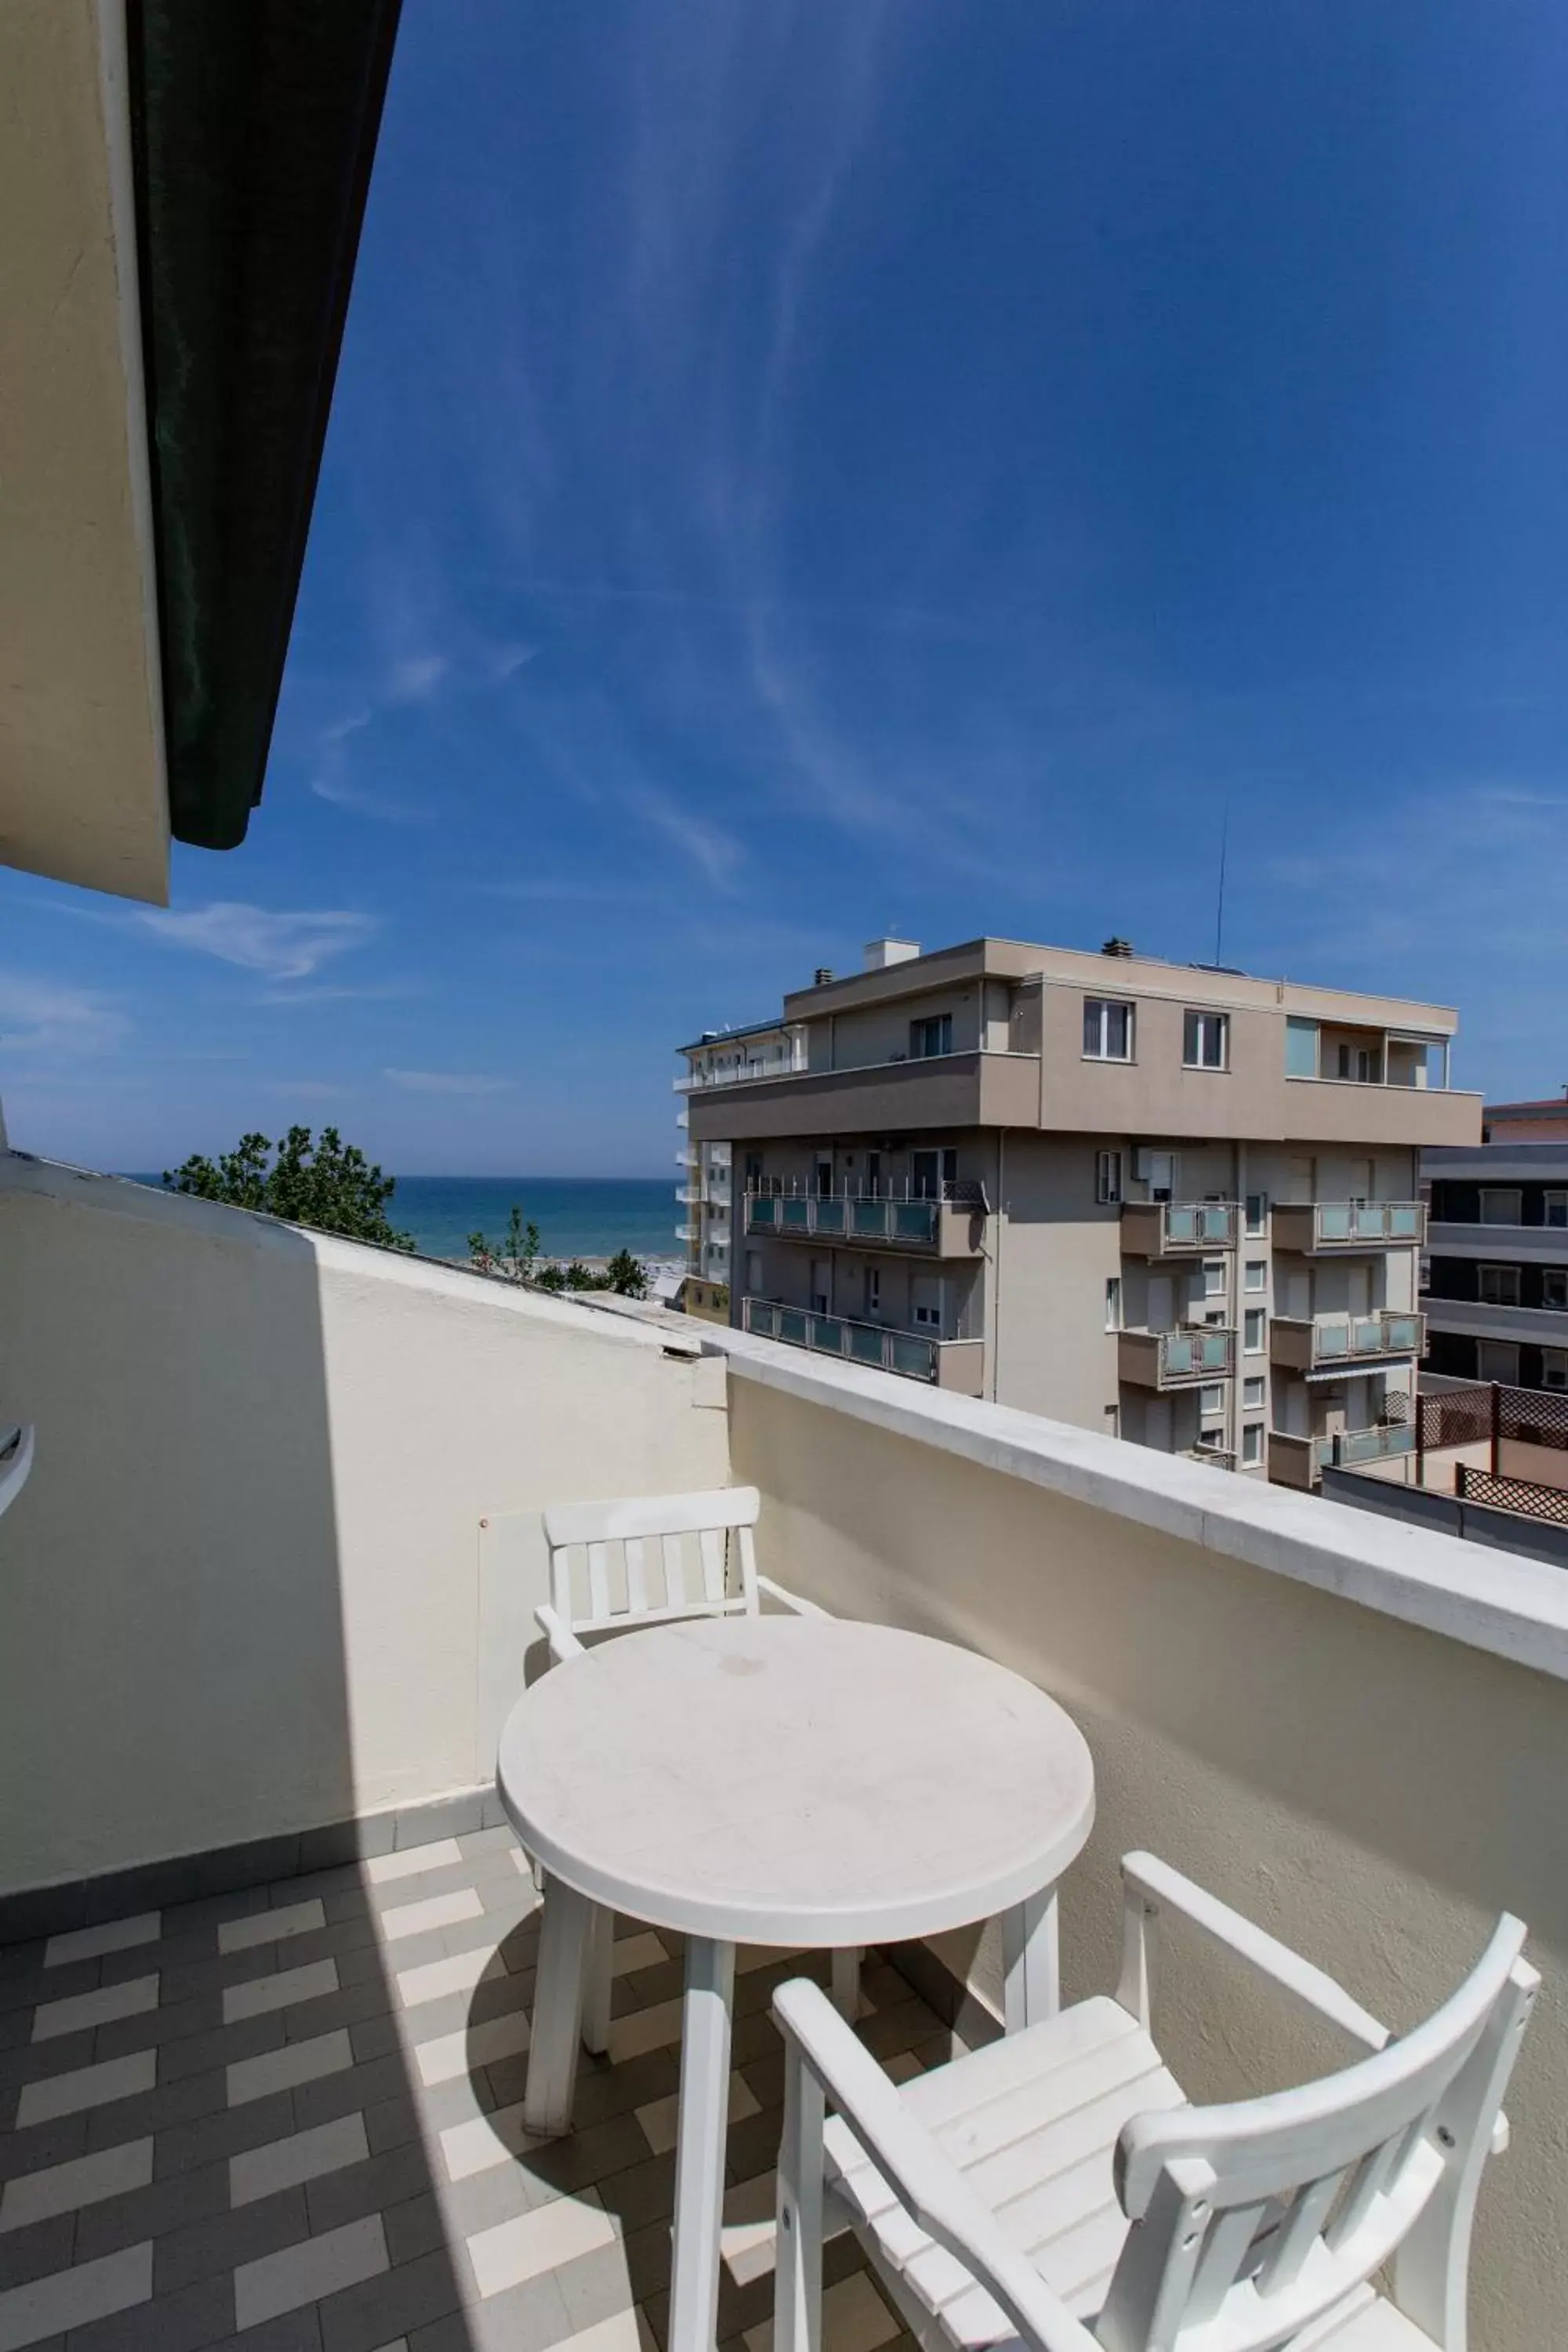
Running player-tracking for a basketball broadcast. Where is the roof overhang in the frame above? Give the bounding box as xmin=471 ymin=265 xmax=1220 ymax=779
xmin=0 ymin=0 xmax=399 ymax=904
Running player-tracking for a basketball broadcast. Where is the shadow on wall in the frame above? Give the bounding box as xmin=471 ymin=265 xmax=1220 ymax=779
xmin=0 ymin=1166 xmax=353 ymax=1897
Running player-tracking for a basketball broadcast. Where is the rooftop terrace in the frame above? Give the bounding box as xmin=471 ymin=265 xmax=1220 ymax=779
xmin=1 ymin=1146 xmax=1565 ymax=2350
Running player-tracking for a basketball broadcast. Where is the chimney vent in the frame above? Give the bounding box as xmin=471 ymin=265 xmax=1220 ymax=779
xmin=813 ymin=967 xmax=836 ymax=986
xmin=1101 ymin=936 xmax=1134 ymax=959
xmin=863 ymin=937 xmax=921 ymax=971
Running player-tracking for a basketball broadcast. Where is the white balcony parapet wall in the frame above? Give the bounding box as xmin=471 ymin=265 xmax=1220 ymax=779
xmin=0 ymin=1153 xmax=730 ymax=1896
xmin=709 ymin=1326 xmax=1568 ymax=2352
xmin=699 ymin=1321 xmax=1568 ymax=1683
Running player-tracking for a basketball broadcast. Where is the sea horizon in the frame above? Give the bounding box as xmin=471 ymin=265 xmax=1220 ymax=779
xmin=127 ymin=1173 xmax=680 ymax=1266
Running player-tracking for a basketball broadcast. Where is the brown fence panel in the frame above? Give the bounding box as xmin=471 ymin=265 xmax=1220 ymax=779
xmin=1455 ymin=1462 xmax=1568 ymax=1526
xmin=1418 ymin=1384 xmax=1491 ymax=1454
xmin=1498 ymin=1383 xmax=1568 ymax=1454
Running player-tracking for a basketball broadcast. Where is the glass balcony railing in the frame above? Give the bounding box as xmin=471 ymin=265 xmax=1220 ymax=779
xmin=1312 ymin=1312 xmax=1424 ymax=1363
xmin=744 ymin=1296 xmax=960 ymax=1382
xmin=1316 ymin=1423 xmax=1417 ymax=1470
xmin=1160 ymin=1327 xmax=1236 ymax=1379
xmin=746 ymin=1185 xmax=985 ymax=1250
xmin=1162 ymin=1202 xmax=1239 ymax=1247
xmin=1314 ymin=1202 xmax=1424 ymax=1244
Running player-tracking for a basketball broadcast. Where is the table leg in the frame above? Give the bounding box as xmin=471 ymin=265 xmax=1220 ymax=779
xmin=523 ymin=1875 xmax=592 ymax=2135
xmin=1002 ymin=1885 xmax=1059 ymax=2033
xmin=582 ymin=1903 xmax=614 ymax=2056
xmin=669 ymin=1934 xmax=736 ymax=2352
xmin=830 ymin=1945 xmax=862 ymax=2023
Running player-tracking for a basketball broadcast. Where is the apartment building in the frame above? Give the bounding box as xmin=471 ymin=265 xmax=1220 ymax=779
xmin=1424 ymin=1140 xmax=1568 ymax=1392
xmin=684 ymin=935 xmax=1481 ymax=1486
xmin=676 ymin=1016 xmax=805 ymax=1321
xmin=1481 ymin=1093 xmax=1568 ymax=1142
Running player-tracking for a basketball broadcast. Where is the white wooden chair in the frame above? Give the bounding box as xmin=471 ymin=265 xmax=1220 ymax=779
xmin=0 ymin=1426 xmax=34 ymax=1523
xmin=532 ymin=1484 xmax=858 ymax=2053
xmin=536 ymin=1483 xmax=820 ymax=1665
xmin=772 ymin=1849 xmax=1537 ymax=2352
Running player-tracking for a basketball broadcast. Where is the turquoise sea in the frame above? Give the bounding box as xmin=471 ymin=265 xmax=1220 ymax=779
xmin=129 ymin=1174 xmax=678 ymax=1264
xmin=388 ymin=1177 xmax=677 ymax=1264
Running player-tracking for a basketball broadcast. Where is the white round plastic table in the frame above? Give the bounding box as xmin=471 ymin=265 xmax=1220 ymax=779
xmin=496 ymin=1613 xmax=1095 ymax=2352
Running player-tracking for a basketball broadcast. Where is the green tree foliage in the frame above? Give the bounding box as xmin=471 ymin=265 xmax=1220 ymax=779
xmin=604 ymin=1247 xmax=649 ymax=1299
xmin=163 ymin=1127 xmax=413 ymax=1250
xmin=466 ymin=1203 xmax=540 ymax=1283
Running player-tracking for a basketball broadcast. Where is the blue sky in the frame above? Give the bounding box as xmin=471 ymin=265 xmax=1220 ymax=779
xmin=5 ymin=0 xmax=1568 ymax=1174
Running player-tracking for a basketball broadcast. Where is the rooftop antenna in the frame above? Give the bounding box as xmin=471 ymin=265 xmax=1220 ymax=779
xmin=1214 ymin=791 xmax=1230 ymax=967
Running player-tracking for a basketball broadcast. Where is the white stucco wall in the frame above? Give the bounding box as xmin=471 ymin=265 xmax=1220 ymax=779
xmin=0 ymin=1156 xmax=729 ymax=1890
xmin=720 ymin=1338 xmax=1568 ymax=2352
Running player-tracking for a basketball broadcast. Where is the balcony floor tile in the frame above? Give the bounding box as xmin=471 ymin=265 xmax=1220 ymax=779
xmin=0 ymin=1832 xmax=927 ymax=2351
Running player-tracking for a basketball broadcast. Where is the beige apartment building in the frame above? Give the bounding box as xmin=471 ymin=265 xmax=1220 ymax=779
xmin=684 ymin=935 xmax=1482 ymax=1485
xmin=676 ymin=1016 xmax=805 ymax=1320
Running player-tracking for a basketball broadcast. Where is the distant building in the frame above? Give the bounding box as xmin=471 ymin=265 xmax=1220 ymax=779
xmin=1423 ymin=1139 xmax=1568 ymax=1392
xmin=1481 ymin=1093 xmax=1568 ymax=1142
xmin=683 ymin=934 xmax=1480 ymax=1487
xmin=674 ymin=1018 xmax=805 ymax=1322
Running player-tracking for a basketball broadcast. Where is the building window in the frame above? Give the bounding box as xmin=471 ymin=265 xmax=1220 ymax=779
xmin=1241 ymin=1424 xmax=1264 ymax=1467
xmin=1480 ymin=1189 xmax=1523 ymax=1225
xmin=1105 ymin=1402 xmax=1120 ymax=1439
xmin=1419 ymin=1254 xmax=1432 ymax=1293
xmin=1183 ymin=1009 xmax=1229 ymax=1070
xmin=909 ymin=1014 xmax=953 ymax=1058
xmin=1478 ymin=1340 xmax=1519 ymax=1385
xmin=865 ymin=1266 xmax=881 ymax=1316
xmin=1544 ymin=1350 xmax=1568 ymax=1391
xmin=1243 ymin=1374 xmax=1266 ymax=1410
xmin=1479 ymin=1264 xmax=1522 ymax=1306
xmin=1244 ymin=1259 xmax=1267 ymax=1293
xmin=1244 ymin=1192 xmax=1269 ymax=1236
xmin=746 ymin=1250 xmax=762 ymax=1292
xmin=1082 ymin=998 xmax=1134 ymax=1061
xmin=1199 ymin=1382 xmax=1224 ymax=1417
xmin=1547 ymin=1190 xmax=1568 ymax=1229
xmin=1336 ymin=1041 xmax=1381 ymax=1083
xmin=1202 ymin=1258 xmax=1225 ymax=1298
xmin=1095 ymin=1149 xmax=1124 ymax=1205
xmin=911 ymin=1274 xmax=942 ymax=1328
xmin=1243 ymin=1308 xmax=1266 ymax=1353
xmin=1284 ymin=1018 xmax=1319 ymax=1079
xmin=1105 ymin=1276 xmax=1122 ymax=1331
xmin=1544 ymin=1269 xmax=1568 ymax=1311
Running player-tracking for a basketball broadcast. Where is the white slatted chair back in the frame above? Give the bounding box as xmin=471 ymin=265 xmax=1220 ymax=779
xmin=1098 ymin=1913 xmax=1535 ymax=2352
xmin=542 ymin=1485 xmax=761 ymax=1641
xmin=0 ymin=1426 xmax=34 ymax=1522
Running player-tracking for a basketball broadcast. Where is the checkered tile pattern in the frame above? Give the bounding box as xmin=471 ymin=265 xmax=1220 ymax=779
xmin=0 ymin=1826 xmax=952 ymax=2348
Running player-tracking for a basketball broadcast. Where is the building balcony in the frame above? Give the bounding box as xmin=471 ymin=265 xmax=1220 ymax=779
xmin=685 ymin=1047 xmax=1041 ymax=1143
xmin=2 ymin=1147 xmax=1565 ymax=2349
xmin=745 ymin=1184 xmax=986 ymax=1257
xmin=674 ymin=1220 xmax=699 ymax=1243
xmin=742 ymin=1294 xmax=984 ymax=1392
xmin=1120 ymin=1200 xmax=1239 ymax=1256
xmin=1270 ymin=1309 xmax=1425 ymax=1374
xmin=676 ymin=1183 xmax=702 ymax=1206
xmin=1272 ymin=1201 xmax=1425 ymax=1254
xmin=1118 ymin=1324 xmax=1236 ymax=1388
xmin=1269 ymin=1422 xmax=1417 ymax=1490
xmin=674 ymin=1049 xmax=805 ymax=1092
xmin=1428 ymin=1219 xmax=1568 ymax=1262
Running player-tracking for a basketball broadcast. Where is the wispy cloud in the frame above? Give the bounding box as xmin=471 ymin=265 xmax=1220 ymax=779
xmin=0 ymin=971 xmax=128 ymax=1055
xmin=632 ymin=789 xmax=742 ymax=887
xmin=385 ymin=1068 xmax=515 ymax=1096
xmin=132 ymin=904 xmax=375 ymax=983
